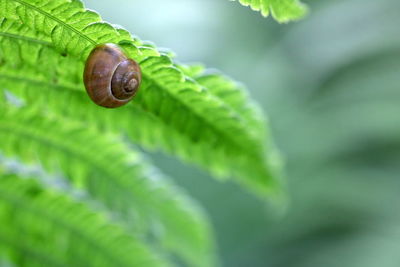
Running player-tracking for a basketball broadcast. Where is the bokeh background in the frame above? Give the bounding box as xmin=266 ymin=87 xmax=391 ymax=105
xmin=84 ymin=0 xmax=400 ymax=266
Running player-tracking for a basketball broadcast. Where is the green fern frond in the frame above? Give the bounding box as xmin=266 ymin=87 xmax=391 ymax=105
xmin=0 ymin=0 xmax=283 ymax=199
xmin=0 ymin=106 xmax=215 ymax=266
xmin=0 ymin=170 xmax=167 ymax=267
xmin=232 ymin=0 xmax=308 ymax=22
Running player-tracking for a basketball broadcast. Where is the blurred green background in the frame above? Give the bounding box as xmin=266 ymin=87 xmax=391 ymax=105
xmin=83 ymin=0 xmax=400 ymax=266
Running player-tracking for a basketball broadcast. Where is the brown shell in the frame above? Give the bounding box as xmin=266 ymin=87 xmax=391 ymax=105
xmin=83 ymin=43 xmax=141 ymax=108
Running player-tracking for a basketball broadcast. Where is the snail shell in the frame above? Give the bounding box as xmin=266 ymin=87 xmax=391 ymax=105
xmin=83 ymin=43 xmax=141 ymax=108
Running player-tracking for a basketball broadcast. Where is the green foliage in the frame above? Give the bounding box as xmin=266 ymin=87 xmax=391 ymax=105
xmin=0 ymin=0 xmax=291 ymax=266
xmin=0 ymin=0 xmax=282 ymax=199
xmin=232 ymin=0 xmax=307 ymax=22
xmin=0 ymin=171 xmax=167 ymax=267
xmin=0 ymin=107 xmax=215 ymax=266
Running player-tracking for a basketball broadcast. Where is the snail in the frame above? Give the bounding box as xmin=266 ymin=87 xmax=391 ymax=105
xmin=83 ymin=43 xmax=142 ymax=108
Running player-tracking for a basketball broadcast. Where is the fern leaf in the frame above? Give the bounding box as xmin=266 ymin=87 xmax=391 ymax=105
xmin=0 ymin=171 xmax=167 ymax=266
xmin=232 ymin=0 xmax=308 ymax=22
xmin=0 ymin=106 xmax=215 ymax=267
xmin=0 ymin=0 xmax=283 ymax=200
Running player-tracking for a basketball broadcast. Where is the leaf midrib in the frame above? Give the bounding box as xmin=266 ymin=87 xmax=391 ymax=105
xmin=12 ymin=0 xmax=96 ymax=45
xmin=142 ymin=74 xmax=261 ymax=156
xmin=0 ymin=31 xmax=51 ymax=45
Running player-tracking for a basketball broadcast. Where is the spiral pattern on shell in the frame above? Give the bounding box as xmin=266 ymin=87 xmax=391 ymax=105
xmin=83 ymin=43 xmax=142 ymax=108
